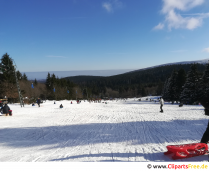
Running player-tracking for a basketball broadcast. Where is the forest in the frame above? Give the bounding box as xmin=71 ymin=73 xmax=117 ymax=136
xmin=0 ymin=53 xmax=208 ymax=104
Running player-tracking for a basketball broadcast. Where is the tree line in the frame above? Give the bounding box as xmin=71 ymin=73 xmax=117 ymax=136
xmin=68 ymin=63 xmax=206 ymax=98
xmin=1 ymin=52 xmax=208 ymax=103
xmin=0 ymin=53 xmax=78 ymax=103
xmin=162 ymin=63 xmax=209 ymax=104
xmin=0 ymin=53 xmax=104 ymax=102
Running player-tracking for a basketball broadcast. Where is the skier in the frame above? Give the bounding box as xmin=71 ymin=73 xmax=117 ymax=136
xmin=199 ymin=96 xmax=209 ymax=144
xmin=37 ymin=98 xmax=41 ymax=107
xmin=60 ymin=104 xmax=63 ymax=108
xmin=2 ymin=103 xmax=10 ymax=116
xmin=159 ymin=97 xmax=164 ymax=113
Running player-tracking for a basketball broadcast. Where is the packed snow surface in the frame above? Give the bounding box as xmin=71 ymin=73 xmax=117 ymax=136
xmin=0 ymin=97 xmax=208 ymax=162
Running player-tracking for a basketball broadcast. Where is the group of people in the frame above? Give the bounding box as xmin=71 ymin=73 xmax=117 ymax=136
xmin=32 ymin=98 xmax=41 ymax=107
xmin=5 ymin=94 xmax=207 ymax=144
xmin=0 ymin=101 xmax=11 ymax=116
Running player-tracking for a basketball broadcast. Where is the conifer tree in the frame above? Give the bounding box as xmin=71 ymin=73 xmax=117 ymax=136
xmin=22 ymin=73 xmax=28 ymax=81
xmin=0 ymin=53 xmax=18 ymax=99
xmin=0 ymin=53 xmax=16 ymax=83
xmin=156 ymin=81 xmax=163 ymax=95
xmin=137 ymin=84 xmax=141 ymax=95
xmin=45 ymin=73 xmax=51 ymax=90
xmin=197 ymin=63 xmax=209 ymax=100
xmin=176 ymin=68 xmax=186 ymax=101
xmin=141 ymin=87 xmax=146 ymax=97
xmin=166 ymin=70 xmax=178 ymax=103
xmin=34 ymin=78 xmax=38 ymax=85
xmin=51 ymin=73 xmax=56 ymax=87
xmin=180 ymin=64 xmax=200 ymax=104
xmin=16 ymin=71 xmax=22 ymax=80
xmin=162 ymin=78 xmax=169 ymax=100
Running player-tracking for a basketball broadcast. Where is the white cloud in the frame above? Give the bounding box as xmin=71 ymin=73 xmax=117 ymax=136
xmin=153 ymin=23 xmax=164 ymax=30
xmin=203 ymin=47 xmax=209 ymax=53
xmin=154 ymin=0 xmax=209 ymax=30
xmin=162 ymin=0 xmax=204 ymax=13
xmin=102 ymin=2 xmax=113 ymax=13
xmin=181 ymin=13 xmax=209 ymax=16
xmin=102 ymin=0 xmax=124 ymax=13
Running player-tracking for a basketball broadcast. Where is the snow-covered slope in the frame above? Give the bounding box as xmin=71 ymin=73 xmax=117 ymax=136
xmin=0 ymin=98 xmax=208 ymax=162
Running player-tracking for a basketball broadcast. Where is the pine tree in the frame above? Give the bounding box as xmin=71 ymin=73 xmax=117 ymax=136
xmin=180 ymin=64 xmax=200 ymax=104
xmin=176 ymin=68 xmax=186 ymax=101
xmin=0 ymin=53 xmax=18 ymax=99
xmin=0 ymin=53 xmax=16 ymax=83
xmin=137 ymin=84 xmax=141 ymax=95
xmin=51 ymin=73 xmax=56 ymax=87
xmin=156 ymin=81 xmax=163 ymax=95
xmin=34 ymin=78 xmax=38 ymax=85
xmin=45 ymin=73 xmax=51 ymax=90
xmin=166 ymin=70 xmax=178 ymax=103
xmin=16 ymin=71 xmax=22 ymax=80
xmin=22 ymin=73 xmax=28 ymax=81
xmin=198 ymin=63 xmax=209 ymax=100
xmin=141 ymin=87 xmax=146 ymax=97
xmin=162 ymin=78 xmax=169 ymax=100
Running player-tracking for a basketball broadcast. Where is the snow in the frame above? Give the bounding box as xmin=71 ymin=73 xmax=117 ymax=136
xmin=0 ymin=97 xmax=208 ymax=162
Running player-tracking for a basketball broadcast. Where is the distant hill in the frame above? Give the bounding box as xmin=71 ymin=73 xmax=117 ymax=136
xmin=63 ymin=58 xmax=209 ymax=84
xmin=62 ymin=62 xmax=207 ymax=98
xmin=36 ymin=58 xmax=209 ymax=98
xmin=65 ymin=75 xmax=104 ymax=83
xmin=128 ymin=58 xmax=209 ymax=74
xmin=23 ymin=58 xmax=209 ymax=99
xmin=29 ymin=79 xmax=46 ymax=83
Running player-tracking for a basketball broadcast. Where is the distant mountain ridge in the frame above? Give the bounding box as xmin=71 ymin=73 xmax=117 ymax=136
xmin=24 ymin=69 xmax=133 ymax=80
xmin=128 ymin=58 xmax=209 ymax=74
xmin=64 ymin=76 xmax=104 ymax=83
xmin=32 ymin=58 xmax=209 ymax=98
xmin=37 ymin=58 xmax=209 ymax=83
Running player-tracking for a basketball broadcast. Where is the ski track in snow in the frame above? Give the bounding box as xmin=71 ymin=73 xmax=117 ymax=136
xmin=0 ymin=99 xmax=208 ymax=162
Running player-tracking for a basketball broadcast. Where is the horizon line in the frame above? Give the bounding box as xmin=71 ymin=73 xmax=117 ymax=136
xmin=22 ymin=69 xmax=136 ymax=73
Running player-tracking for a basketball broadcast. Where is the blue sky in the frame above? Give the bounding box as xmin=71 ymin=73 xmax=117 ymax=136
xmin=0 ymin=0 xmax=209 ymax=77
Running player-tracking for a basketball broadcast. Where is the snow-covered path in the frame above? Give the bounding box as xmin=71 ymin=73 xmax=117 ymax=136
xmin=0 ymin=98 xmax=208 ymax=162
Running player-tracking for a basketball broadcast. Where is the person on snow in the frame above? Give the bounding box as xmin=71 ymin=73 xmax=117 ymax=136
xmin=0 ymin=101 xmax=3 ymax=113
xmin=199 ymin=96 xmax=209 ymax=144
xmin=2 ymin=103 xmax=10 ymax=116
xmin=71 ymin=101 xmax=72 ymax=104
xmin=159 ymin=97 xmax=164 ymax=113
xmin=60 ymin=104 xmax=63 ymax=108
xmin=37 ymin=98 xmax=41 ymax=107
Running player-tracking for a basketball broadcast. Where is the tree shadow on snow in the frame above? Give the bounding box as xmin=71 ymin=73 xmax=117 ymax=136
xmin=0 ymin=118 xmax=208 ymax=150
xmin=49 ymin=151 xmax=208 ymax=162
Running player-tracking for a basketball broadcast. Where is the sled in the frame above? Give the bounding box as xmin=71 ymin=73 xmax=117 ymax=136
xmin=164 ymin=143 xmax=208 ymax=160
